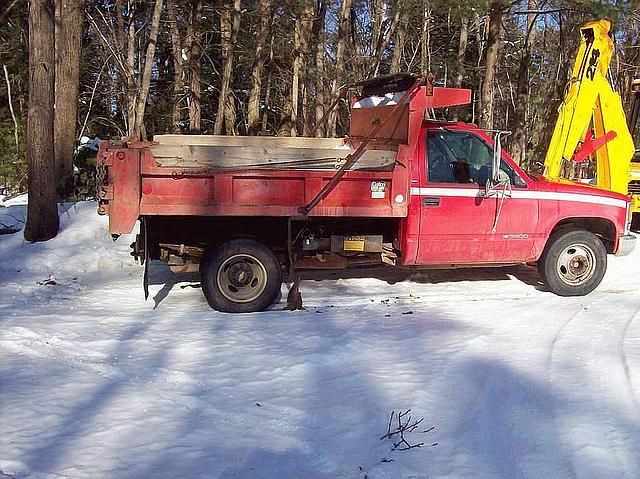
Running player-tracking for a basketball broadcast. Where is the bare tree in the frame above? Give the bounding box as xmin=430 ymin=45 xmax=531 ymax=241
xmin=420 ymin=0 xmax=432 ymax=76
xmin=87 ymin=0 xmax=162 ymax=139
xmin=312 ymin=0 xmax=327 ymax=137
xmin=25 ymin=0 xmax=59 ymax=242
xmin=327 ymin=0 xmax=351 ymax=137
xmin=454 ymin=16 xmax=469 ymax=88
xmin=133 ymin=0 xmax=164 ymax=139
xmin=290 ymin=0 xmax=314 ymax=137
xmin=188 ymin=0 xmax=202 ymax=132
xmin=247 ymin=0 xmax=273 ymax=134
xmin=214 ymin=0 xmax=241 ymax=135
xmin=55 ymin=0 xmax=85 ymax=197
xmin=390 ymin=2 xmax=410 ymax=74
xmin=3 ymin=64 xmax=19 ymax=159
xmin=510 ymin=2 xmax=537 ymax=165
xmin=451 ymin=13 xmax=469 ymax=121
xmin=479 ymin=2 xmax=506 ymax=129
xmin=168 ymin=0 xmax=185 ymax=133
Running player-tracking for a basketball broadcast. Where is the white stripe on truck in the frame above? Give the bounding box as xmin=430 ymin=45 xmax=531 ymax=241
xmin=409 ymin=187 xmax=628 ymax=209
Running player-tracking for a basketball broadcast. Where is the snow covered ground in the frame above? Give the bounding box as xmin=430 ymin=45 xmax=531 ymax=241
xmin=1 ymin=200 xmax=639 ymax=479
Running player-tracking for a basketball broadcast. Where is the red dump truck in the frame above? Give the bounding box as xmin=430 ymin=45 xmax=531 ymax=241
xmin=97 ymin=74 xmax=635 ymax=312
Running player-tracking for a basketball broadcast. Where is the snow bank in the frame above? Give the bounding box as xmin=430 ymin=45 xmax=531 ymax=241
xmin=0 ymin=201 xmax=138 ymax=274
xmin=0 ymin=193 xmax=28 ymax=207
xmin=1 ymin=202 xmax=639 ymax=479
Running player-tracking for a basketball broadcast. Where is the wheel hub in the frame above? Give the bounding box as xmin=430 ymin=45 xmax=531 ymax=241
xmin=216 ymin=254 xmax=268 ymax=303
xmin=556 ymin=244 xmax=596 ymax=286
xmin=228 ymin=262 xmax=254 ymax=287
xmin=568 ymin=254 xmax=589 ymax=276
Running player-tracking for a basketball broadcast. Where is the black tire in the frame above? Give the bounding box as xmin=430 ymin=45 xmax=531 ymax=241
xmin=200 ymin=238 xmax=283 ymax=313
xmin=538 ymin=229 xmax=607 ymax=297
xmin=632 ymin=212 xmax=640 ymax=233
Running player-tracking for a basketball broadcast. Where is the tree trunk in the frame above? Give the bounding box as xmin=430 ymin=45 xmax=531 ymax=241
xmin=247 ymin=0 xmax=272 ymax=134
xmin=313 ymin=0 xmax=327 ymax=137
xmin=262 ymin=66 xmax=272 ymax=135
xmin=290 ymin=1 xmax=314 ymax=137
xmin=454 ymin=16 xmax=469 ymax=88
xmin=188 ymin=0 xmax=202 ymax=132
xmin=54 ymin=0 xmax=84 ymax=198
xmin=291 ymin=18 xmax=302 ymax=137
xmin=479 ymin=2 xmax=504 ymax=130
xmin=369 ymin=0 xmax=383 ymax=74
xmin=126 ymin=12 xmax=137 ymax=136
xmin=420 ymin=0 xmax=431 ymax=76
xmin=390 ymin=3 xmax=409 ymax=74
xmin=168 ymin=0 xmax=185 ymax=133
xmin=451 ymin=14 xmax=469 ymax=121
xmin=278 ymin=90 xmax=293 ymax=137
xmin=133 ymin=0 xmax=163 ymax=140
xmin=327 ymin=0 xmax=351 ymax=137
xmin=25 ymin=0 xmax=59 ymax=242
xmin=214 ymin=0 xmax=241 ymax=135
xmin=3 ymin=65 xmax=20 ymax=158
xmin=510 ymin=2 xmax=537 ymax=166
xmin=224 ymin=93 xmax=237 ymax=135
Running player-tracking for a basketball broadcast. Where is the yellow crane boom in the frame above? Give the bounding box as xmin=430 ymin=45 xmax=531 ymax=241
xmin=630 ymin=79 xmax=640 ymax=226
xmin=543 ymin=19 xmax=636 ymax=209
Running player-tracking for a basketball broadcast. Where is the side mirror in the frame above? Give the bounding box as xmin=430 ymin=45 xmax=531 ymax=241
xmin=491 ymin=130 xmax=511 ymax=182
xmin=485 ymin=169 xmax=510 ymax=197
xmin=484 ymin=130 xmax=512 ymax=197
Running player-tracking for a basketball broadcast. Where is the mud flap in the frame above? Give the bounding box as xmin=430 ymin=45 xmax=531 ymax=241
xmin=142 ymin=217 xmax=149 ymax=300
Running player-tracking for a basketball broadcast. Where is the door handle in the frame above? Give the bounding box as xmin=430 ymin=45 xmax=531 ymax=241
xmin=422 ymin=197 xmax=440 ymax=207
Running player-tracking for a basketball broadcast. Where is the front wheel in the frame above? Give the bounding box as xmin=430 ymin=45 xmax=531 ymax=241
xmin=538 ymin=229 xmax=607 ymax=297
xmin=201 ymin=238 xmax=283 ymax=313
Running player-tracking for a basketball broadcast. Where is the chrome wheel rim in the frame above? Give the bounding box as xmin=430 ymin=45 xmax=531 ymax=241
xmin=556 ymin=243 xmax=596 ymax=286
xmin=217 ymin=254 xmax=268 ymax=303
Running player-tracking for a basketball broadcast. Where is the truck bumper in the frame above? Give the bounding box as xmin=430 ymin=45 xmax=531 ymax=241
xmin=616 ymin=234 xmax=636 ymax=257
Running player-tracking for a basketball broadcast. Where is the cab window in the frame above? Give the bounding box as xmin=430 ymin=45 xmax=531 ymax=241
xmin=426 ymin=129 xmax=524 ymax=187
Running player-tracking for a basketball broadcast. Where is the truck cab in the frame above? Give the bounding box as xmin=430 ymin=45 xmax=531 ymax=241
xmin=401 ymin=120 xmax=633 ymax=284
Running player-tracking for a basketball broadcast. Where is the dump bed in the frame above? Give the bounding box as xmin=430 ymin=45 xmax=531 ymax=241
xmin=97 ymin=76 xmax=472 ymax=235
xmin=97 ymin=135 xmax=413 ymax=234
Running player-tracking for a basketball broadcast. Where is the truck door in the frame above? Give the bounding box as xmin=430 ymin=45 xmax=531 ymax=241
xmin=414 ymin=127 xmax=538 ymax=264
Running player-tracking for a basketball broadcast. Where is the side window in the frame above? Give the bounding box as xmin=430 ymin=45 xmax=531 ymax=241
xmin=426 ymin=129 xmax=523 ymax=187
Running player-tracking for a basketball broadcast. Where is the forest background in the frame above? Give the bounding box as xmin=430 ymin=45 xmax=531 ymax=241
xmin=0 ymin=0 xmax=638 ymax=198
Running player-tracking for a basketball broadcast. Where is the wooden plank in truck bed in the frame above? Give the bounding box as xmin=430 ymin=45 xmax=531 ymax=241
xmin=150 ymin=135 xmax=397 ymax=171
xmin=150 ymin=145 xmax=396 ymax=170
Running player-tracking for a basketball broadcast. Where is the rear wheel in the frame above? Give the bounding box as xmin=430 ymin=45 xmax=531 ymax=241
xmin=538 ymin=229 xmax=607 ymax=296
xmin=201 ymin=238 xmax=283 ymax=313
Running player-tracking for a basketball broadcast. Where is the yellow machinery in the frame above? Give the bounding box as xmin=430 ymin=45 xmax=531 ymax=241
xmin=544 ymin=19 xmax=638 ymax=218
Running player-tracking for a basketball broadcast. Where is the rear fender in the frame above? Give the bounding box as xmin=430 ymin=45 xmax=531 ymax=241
xmin=98 ymin=143 xmax=141 ymax=235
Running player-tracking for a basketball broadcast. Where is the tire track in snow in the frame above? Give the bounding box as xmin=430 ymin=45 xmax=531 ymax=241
xmin=0 ymin=326 xmax=204 ymax=411
xmin=547 ymin=293 xmax=640 ymax=479
xmin=621 ymin=308 xmax=640 ymax=415
xmin=546 ymin=303 xmax=586 ymax=479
